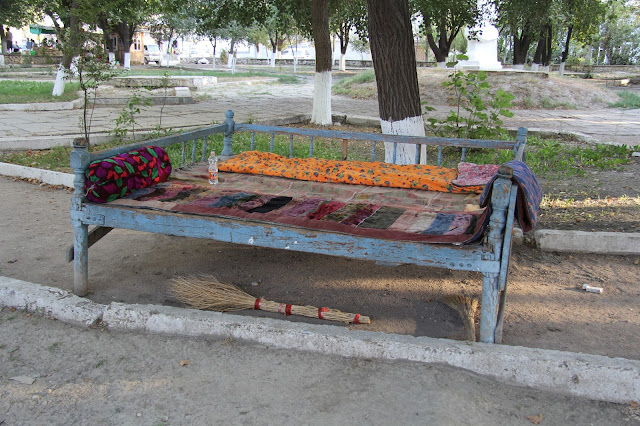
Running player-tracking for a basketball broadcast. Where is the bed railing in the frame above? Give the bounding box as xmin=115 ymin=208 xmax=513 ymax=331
xmin=82 ymin=109 xmax=527 ymax=170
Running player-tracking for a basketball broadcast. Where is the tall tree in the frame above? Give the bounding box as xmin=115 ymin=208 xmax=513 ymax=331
xmin=191 ymin=0 xmax=268 ymax=67
xmin=557 ymin=0 xmax=606 ymax=73
xmin=112 ymin=0 xmax=157 ymax=69
xmin=39 ymin=0 xmax=87 ymax=95
xmin=149 ymin=0 xmax=195 ymax=65
xmin=261 ymin=3 xmax=294 ymax=67
xmin=413 ymin=0 xmax=482 ymax=67
xmin=311 ymin=0 xmax=333 ymax=125
xmin=330 ymin=0 xmax=368 ymax=71
xmin=367 ymin=0 xmax=425 ymax=164
xmin=494 ymin=0 xmax=553 ymax=67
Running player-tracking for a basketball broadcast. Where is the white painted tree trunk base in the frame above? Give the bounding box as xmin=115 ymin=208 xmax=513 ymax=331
xmin=52 ymin=65 xmax=66 ymax=97
xmin=541 ymin=65 xmax=550 ymax=73
xmin=0 ymin=55 xmax=5 ymax=66
xmin=69 ymin=56 xmax=80 ymax=76
xmin=270 ymin=54 xmax=276 ymax=68
xmin=108 ymin=52 xmax=116 ymax=65
xmin=311 ymin=71 xmax=332 ymax=126
xmin=559 ymin=62 xmax=566 ymax=76
xmin=512 ymin=64 xmax=525 ymax=70
xmin=437 ymin=62 xmax=447 ymax=69
xmin=380 ymin=116 xmax=426 ymax=165
xmin=340 ymin=54 xmax=346 ymax=71
xmin=531 ymin=63 xmax=539 ymax=71
xmin=123 ymin=52 xmax=130 ymax=70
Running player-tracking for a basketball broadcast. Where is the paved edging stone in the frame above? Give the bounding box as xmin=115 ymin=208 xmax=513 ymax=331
xmin=0 ymin=162 xmax=74 ymax=187
xmin=0 ymin=98 xmax=83 ymax=112
xmin=0 ymin=277 xmax=103 ymax=326
xmin=535 ymin=229 xmax=640 ymax=255
xmin=1 ymin=277 xmax=638 ymax=404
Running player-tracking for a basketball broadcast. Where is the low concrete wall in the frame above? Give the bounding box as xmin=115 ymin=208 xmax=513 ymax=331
xmin=2 ymin=53 xmax=62 ymax=65
xmin=112 ymin=76 xmax=217 ymax=88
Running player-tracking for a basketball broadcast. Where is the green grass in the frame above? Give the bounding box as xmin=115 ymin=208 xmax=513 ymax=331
xmin=0 ymin=80 xmax=80 ymax=104
xmin=2 ymin=127 xmax=637 ymax=180
xmin=608 ymin=91 xmax=640 ymax=109
xmin=457 ymin=136 xmax=638 ymax=177
xmin=333 ymin=70 xmax=377 ymax=98
xmin=539 ymin=97 xmax=577 ymax=110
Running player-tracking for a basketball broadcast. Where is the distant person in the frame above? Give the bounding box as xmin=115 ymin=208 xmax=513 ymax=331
xmin=6 ymin=30 xmax=13 ymax=51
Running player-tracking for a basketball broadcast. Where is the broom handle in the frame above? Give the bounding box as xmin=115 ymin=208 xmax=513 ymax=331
xmin=254 ymin=298 xmax=370 ymax=324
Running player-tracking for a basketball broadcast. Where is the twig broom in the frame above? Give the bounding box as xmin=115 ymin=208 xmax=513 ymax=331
xmin=169 ymin=275 xmax=370 ymax=324
xmin=443 ymin=294 xmax=478 ymax=342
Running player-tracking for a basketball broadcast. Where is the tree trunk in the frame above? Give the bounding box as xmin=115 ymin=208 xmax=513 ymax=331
xmin=228 ymin=39 xmax=236 ymax=67
xmin=210 ymin=38 xmax=217 ymax=70
xmin=338 ymin=24 xmax=349 ymax=71
xmin=116 ymin=22 xmax=134 ymax=69
xmin=512 ymin=30 xmax=532 ymax=68
xmin=532 ymin=30 xmax=544 ymax=69
xmin=311 ymin=0 xmax=333 ymax=125
xmin=0 ymin=26 xmax=7 ymax=56
xmin=559 ymin=25 xmax=573 ymax=76
xmin=425 ymin=22 xmax=448 ymax=65
xmin=269 ymin=34 xmax=277 ymax=67
xmin=367 ymin=0 xmax=425 ymax=164
xmin=54 ymin=0 xmax=82 ymax=96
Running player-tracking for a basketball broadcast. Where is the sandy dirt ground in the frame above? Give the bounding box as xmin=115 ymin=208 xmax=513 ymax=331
xmin=1 ymin=176 xmax=638 ymax=361
xmin=3 ymin=309 xmax=638 ymax=425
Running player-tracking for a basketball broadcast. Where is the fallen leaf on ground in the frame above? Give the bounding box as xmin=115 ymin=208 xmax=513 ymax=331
xmin=526 ymin=414 xmax=544 ymax=424
xmin=631 ymin=401 xmax=638 ymax=408
xmin=180 ymin=360 xmax=190 ymax=366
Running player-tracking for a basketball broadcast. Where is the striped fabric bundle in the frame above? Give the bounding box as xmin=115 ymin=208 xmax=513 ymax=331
xmin=84 ymin=146 xmax=172 ymax=203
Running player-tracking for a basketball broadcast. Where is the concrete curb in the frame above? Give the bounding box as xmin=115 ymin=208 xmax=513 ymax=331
xmin=0 ymin=98 xmax=83 ymax=111
xmin=535 ymin=229 xmax=640 ymax=255
xmin=1 ymin=276 xmax=638 ymax=404
xmin=0 ymin=162 xmax=74 ymax=187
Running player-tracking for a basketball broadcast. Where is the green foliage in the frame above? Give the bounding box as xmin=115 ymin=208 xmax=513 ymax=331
xmin=423 ymin=56 xmax=515 ymax=139
xmin=608 ymin=91 xmax=640 ymax=109
xmin=220 ymin=49 xmax=228 ymax=64
xmin=110 ymin=91 xmax=152 ymax=142
xmin=74 ymin=42 xmax=121 ymax=143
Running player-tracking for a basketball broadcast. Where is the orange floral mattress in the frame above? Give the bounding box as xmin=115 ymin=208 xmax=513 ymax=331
xmin=218 ymin=151 xmax=485 ymax=194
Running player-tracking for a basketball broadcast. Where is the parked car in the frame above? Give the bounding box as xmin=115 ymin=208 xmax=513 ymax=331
xmin=144 ymin=44 xmax=161 ymax=64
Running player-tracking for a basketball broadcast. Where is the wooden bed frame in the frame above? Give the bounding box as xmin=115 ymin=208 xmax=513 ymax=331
xmin=69 ymin=110 xmax=528 ymax=344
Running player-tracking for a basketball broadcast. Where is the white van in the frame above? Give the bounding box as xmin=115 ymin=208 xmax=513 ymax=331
xmin=144 ymin=44 xmax=161 ymax=64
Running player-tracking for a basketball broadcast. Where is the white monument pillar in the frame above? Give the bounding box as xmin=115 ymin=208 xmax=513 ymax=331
xmin=460 ymin=0 xmax=502 ymax=70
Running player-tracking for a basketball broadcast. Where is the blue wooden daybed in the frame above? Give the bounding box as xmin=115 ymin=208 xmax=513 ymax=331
xmin=69 ymin=110 xmax=530 ymax=344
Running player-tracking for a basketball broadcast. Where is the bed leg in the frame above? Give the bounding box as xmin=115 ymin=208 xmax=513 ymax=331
xmin=70 ymin=138 xmax=90 ymax=296
xmin=73 ymin=222 xmax=89 ymax=296
xmin=480 ymin=272 xmax=500 ymax=343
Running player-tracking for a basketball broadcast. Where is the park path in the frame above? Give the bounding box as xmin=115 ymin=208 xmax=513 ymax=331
xmin=1 ymin=77 xmax=639 ymax=147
